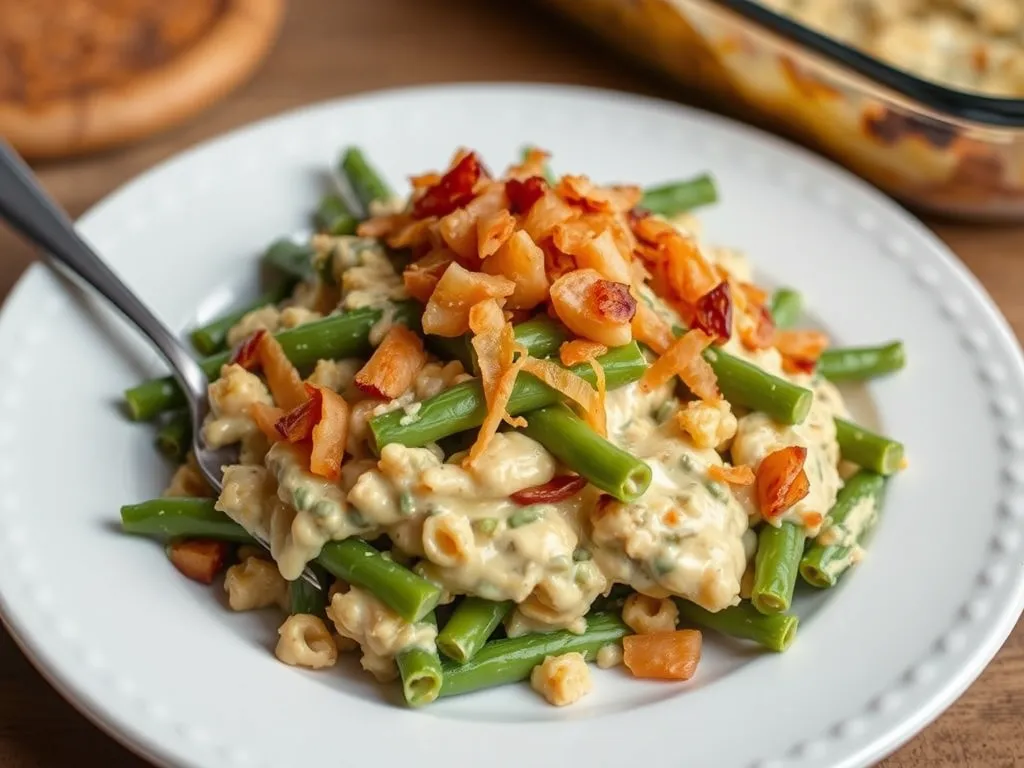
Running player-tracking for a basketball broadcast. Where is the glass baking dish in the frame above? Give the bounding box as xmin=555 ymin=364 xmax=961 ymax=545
xmin=539 ymin=0 xmax=1024 ymax=221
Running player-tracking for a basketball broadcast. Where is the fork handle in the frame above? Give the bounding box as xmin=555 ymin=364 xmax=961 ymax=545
xmin=0 ymin=140 xmax=207 ymax=399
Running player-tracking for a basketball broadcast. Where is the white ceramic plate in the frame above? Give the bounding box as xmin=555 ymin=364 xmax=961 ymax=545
xmin=1 ymin=84 xmax=1022 ymax=768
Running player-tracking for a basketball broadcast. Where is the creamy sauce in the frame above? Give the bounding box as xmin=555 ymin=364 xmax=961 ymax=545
xmin=326 ymin=585 xmax=437 ymax=682
xmin=312 ymin=235 xmax=408 ymax=312
xmin=590 ymin=384 xmax=749 ymax=612
xmin=349 ymin=434 xmax=607 ymax=632
xmin=815 ymin=494 xmax=879 ymax=579
xmin=202 ymin=364 xmax=272 ymax=449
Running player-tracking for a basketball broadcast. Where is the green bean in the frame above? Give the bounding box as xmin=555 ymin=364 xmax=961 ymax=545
xmin=437 ymin=597 xmax=512 ymax=663
xmin=155 ymin=411 xmax=192 ymax=463
xmin=124 ymin=301 xmax=421 ymax=421
xmin=119 ymin=499 xmax=440 ymax=622
xmin=768 ymin=288 xmax=802 ymax=329
xmin=674 ymin=599 xmax=798 ymax=652
xmin=639 ymin=174 xmax=718 ymax=216
xmin=341 ymin=147 xmax=393 ymax=211
xmin=520 ymin=405 xmax=651 ymax=502
xmin=520 ymin=145 xmax=556 ymax=186
xmin=314 ymin=194 xmax=358 ymax=236
xmin=439 ymin=612 xmax=630 ymax=698
xmin=817 ymin=341 xmax=906 ymax=382
xmin=801 ymin=471 xmax=886 ymax=588
xmin=396 ymin=614 xmax=443 ymax=707
xmin=189 ymin=283 xmax=295 ymax=356
xmin=834 ymin=418 xmax=904 ymax=475
xmin=370 ymin=342 xmax=647 ymax=450
xmin=261 ymin=238 xmax=317 ymax=281
xmin=751 ymin=522 xmax=805 ymax=615
xmin=120 ymin=498 xmax=253 ymax=543
xmin=704 ymin=346 xmax=813 ymax=425
xmin=428 ymin=317 xmax=570 ymax=374
xmin=288 ymin=569 xmax=327 ymax=617
xmin=318 ymin=539 xmax=441 ymax=623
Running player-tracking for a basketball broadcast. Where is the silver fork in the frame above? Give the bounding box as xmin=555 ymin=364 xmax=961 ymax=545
xmin=0 ymin=140 xmax=320 ymax=588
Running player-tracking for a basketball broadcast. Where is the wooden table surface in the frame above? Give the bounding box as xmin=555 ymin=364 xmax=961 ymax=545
xmin=1 ymin=1 xmax=1022 ymax=765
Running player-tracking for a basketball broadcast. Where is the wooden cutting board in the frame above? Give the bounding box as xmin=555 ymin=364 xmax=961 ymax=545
xmin=0 ymin=0 xmax=285 ymax=159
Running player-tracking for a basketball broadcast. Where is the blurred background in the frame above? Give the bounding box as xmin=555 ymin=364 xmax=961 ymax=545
xmin=1 ymin=0 xmax=1022 ymax=765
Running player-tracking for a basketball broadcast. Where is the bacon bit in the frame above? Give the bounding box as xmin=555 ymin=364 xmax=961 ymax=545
xmin=756 ymin=446 xmax=810 ymax=519
xmin=421 ymin=262 xmax=515 ymax=337
xmin=521 ymin=356 xmax=605 ymax=435
xmin=775 ymin=329 xmax=829 ymax=373
xmin=549 ymin=269 xmax=636 ymax=348
xmin=276 ymin=388 xmax=321 ymax=443
xmin=257 ymin=333 xmax=308 ymax=411
xmin=310 ymin=385 xmax=349 ymax=481
xmin=510 ymin=475 xmax=588 ymax=505
xmin=354 ymin=326 xmax=427 ymax=399
xmin=248 ymin=402 xmax=286 ymax=442
xmin=481 ymin=229 xmax=549 ymax=310
xmin=505 ymin=176 xmax=548 ymax=214
xmin=631 ymin=301 xmax=675 ymax=355
xmin=623 ymin=630 xmax=702 ymax=680
xmin=631 ymin=216 xmax=718 ymax=305
xmin=413 ymin=152 xmax=482 ymax=219
xmin=466 ymin=343 xmax=529 ymax=467
xmin=476 ymin=209 xmax=516 ymax=259
xmin=559 ymin=340 xmax=608 ymax=367
xmin=640 ymin=329 xmax=718 ymax=401
xmin=230 ymin=329 xmax=266 ymax=370
xmin=167 ymin=539 xmax=227 ymax=585
xmin=740 ymin=304 xmax=775 ymax=350
xmin=708 ymin=464 xmax=755 ymax=486
xmin=692 ymin=281 xmax=732 ymax=343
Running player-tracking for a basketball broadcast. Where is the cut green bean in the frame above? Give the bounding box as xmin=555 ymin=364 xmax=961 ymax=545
xmin=674 ymin=599 xmax=798 ymax=652
xmin=396 ymin=613 xmax=443 ymax=707
xmin=520 ymin=145 xmax=556 ymax=186
xmin=801 ymin=471 xmax=886 ymax=588
xmin=751 ymin=522 xmax=805 ymax=615
xmin=288 ymin=572 xmax=327 ymax=617
xmin=704 ymin=346 xmax=813 ymax=425
xmin=429 ymin=317 xmax=571 ymax=374
xmin=261 ymin=238 xmax=317 ymax=281
xmin=314 ymin=194 xmax=358 ymax=236
xmin=437 ymin=597 xmax=512 ymax=663
xmin=189 ymin=283 xmax=295 ymax=356
xmin=817 ymin=341 xmax=906 ymax=382
xmin=639 ymin=174 xmax=718 ymax=216
xmin=520 ymin=405 xmax=651 ymax=502
xmin=341 ymin=147 xmax=393 ymax=210
xmin=318 ymin=539 xmax=441 ymax=623
xmin=834 ymin=418 xmax=904 ymax=475
xmin=119 ymin=498 xmax=440 ymax=622
xmin=155 ymin=411 xmax=192 ymax=463
xmin=370 ymin=342 xmax=647 ymax=450
xmin=125 ymin=301 xmax=421 ymax=421
xmin=120 ymin=498 xmax=253 ymax=543
xmin=439 ymin=612 xmax=629 ymax=698
xmin=768 ymin=288 xmax=802 ymax=329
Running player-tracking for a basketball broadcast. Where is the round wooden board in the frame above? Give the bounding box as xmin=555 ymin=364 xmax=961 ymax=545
xmin=0 ymin=0 xmax=286 ymax=160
